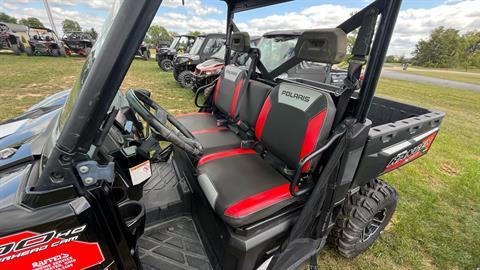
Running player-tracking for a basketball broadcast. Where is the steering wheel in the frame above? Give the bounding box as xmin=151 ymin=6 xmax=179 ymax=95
xmin=125 ymin=89 xmax=203 ymax=157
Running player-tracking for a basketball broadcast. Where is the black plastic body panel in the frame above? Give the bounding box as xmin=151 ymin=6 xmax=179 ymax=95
xmin=353 ymin=97 xmax=445 ymax=187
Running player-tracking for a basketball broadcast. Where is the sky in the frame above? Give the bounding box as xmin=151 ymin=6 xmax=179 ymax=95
xmin=1 ymin=0 xmax=479 ymax=56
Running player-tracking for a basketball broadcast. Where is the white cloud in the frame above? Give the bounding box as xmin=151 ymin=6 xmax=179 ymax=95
xmin=162 ymin=0 xmax=222 ymax=16
xmin=153 ymin=13 xmax=225 ymax=34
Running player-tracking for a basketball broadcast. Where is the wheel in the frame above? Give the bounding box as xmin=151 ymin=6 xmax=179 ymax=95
xmin=173 ymin=69 xmax=180 ymax=81
xmin=142 ymin=50 xmax=150 ymax=61
xmin=51 ymin=49 xmax=60 ymax=57
xmin=25 ymin=47 xmax=33 ymax=56
xmin=18 ymin=42 xmax=25 ymax=53
xmin=159 ymin=59 xmax=173 ymax=71
xmin=11 ymin=44 xmax=21 ymax=55
xmin=329 ymin=179 xmax=397 ymax=258
xmin=178 ymin=70 xmax=195 ymax=89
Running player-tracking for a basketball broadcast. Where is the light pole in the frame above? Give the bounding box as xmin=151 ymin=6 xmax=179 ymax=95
xmin=42 ymin=0 xmax=59 ymax=34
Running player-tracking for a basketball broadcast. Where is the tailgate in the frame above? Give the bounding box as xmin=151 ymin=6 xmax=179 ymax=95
xmin=353 ymin=110 xmax=445 ymax=184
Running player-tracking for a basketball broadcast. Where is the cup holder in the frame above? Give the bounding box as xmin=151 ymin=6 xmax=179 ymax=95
xmin=118 ymin=201 xmax=145 ymax=243
xmin=111 ymin=187 xmax=128 ymax=204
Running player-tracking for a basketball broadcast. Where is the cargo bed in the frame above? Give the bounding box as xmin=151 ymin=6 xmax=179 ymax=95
xmin=353 ymin=96 xmax=445 ymax=186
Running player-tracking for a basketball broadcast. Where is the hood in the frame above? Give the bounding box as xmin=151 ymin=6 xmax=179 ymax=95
xmin=158 ymin=47 xmax=175 ymax=55
xmin=176 ymin=53 xmax=200 ymax=61
xmin=196 ymin=58 xmax=224 ymax=71
xmin=0 ymin=90 xmax=69 ymax=171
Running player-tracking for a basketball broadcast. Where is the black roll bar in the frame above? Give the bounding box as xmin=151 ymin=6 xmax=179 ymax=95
xmin=355 ymin=0 xmax=402 ymax=123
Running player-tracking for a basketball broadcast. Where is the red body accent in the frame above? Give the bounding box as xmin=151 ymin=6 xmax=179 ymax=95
xmin=176 ymin=112 xmax=211 ymax=118
xmin=0 ymin=231 xmax=104 ymax=269
xmin=383 ymin=132 xmax=437 ymax=173
xmin=224 ymin=183 xmax=292 ymax=218
xmin=255 ymin=97 xmax=272 ymax=139
xmin=197 ymin=148 xmax=256 ymax=167
xmin=191 ymin=127 xmax=228 ymax=135
xmin=230 ymin=79 xmax=244 ymax=117
xmin=299 ymin=109 xmax=327 ymax=172
xmin=214 ymin=77 xmax=223 ymax=105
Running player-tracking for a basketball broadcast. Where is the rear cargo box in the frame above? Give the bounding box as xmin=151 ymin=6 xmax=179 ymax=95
xmin=353 ymin=97 xmax=445 ymax=186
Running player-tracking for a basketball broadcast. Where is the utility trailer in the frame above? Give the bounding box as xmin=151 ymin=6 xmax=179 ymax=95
xmin=0 ymin=0 xmax=444 ymax=269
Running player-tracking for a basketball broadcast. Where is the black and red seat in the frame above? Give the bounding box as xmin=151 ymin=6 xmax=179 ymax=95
xmin=177 ymin=32 xmax=269 ymax=154
xmin=195 ymin=28 xmax=346 ymax=227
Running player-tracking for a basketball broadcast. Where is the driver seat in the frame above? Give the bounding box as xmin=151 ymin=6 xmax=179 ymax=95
xmin=197 ymin=82 xmax=336 ymax=227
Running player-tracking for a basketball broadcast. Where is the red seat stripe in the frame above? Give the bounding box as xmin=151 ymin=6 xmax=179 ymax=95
xmin=300 ymin=109 xmax=327 ymax=172
xmin=214 ymin=77 xmax=223 ymax=105
xmin=176 ymin=112 xmax=211 ymax=118
xmin=197 ymin=148 xmax=256 ymax=167
xmin=224 ymin=183 xmax=292 ymax=218
xmin=255 ymin=96 xmax=271 ymax=139
xmin=230 ymin=79 xmax=244 ymax=117
xmin=191 ymin=127 xmax=228 ymax=135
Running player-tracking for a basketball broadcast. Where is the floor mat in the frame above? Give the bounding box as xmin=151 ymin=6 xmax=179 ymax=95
xmin=139 ymin=216 xmax=212 ymax=270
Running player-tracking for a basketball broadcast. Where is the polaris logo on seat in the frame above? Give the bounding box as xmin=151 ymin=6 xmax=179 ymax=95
xmin=281 ymin=90 xmax=310 ymax=102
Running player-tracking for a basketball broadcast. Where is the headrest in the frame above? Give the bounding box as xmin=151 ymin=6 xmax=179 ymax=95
xmin=231 ymin=32 xmax=251 ymax=53
xmin=295 ymin=28 xmax=347 ymax=64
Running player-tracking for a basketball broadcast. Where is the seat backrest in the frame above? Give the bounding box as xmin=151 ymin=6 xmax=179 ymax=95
xmin=213 ymin=65 xmax=247 ymax=118
xmin=237 ymin=80 xmax=272 ymax=128
xmin=255 ymin=82 xmax=336 ymax=172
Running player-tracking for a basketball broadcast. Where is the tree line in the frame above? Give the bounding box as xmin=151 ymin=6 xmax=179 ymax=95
xmin=387 ymin=27 xmax=480 ymax=71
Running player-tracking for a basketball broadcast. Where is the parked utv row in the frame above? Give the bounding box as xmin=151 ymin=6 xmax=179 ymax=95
xmin=0 ymin=0 xmax=445 ymax=270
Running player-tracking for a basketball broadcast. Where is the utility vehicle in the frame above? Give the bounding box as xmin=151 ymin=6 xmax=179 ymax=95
xmin=0 ymin=0 xmax=445 ymax=270
xmin=0 ymin=22 xmax=28 ymax=55
xmin=62 ymin=31 xmax=95 ymax=56
xmin=157 ymin=35 xmax=197 ymax=71
xmin=26 ymin=27 xmax=66 ymax=57
xmin=173 ymin=33 xmax=226 ymax=88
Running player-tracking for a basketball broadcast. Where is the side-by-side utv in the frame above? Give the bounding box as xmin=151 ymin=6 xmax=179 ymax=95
xmin=62 ymin=31 xmax=95 ymax=57
xmin=173 ymin=33 xmax=226 ymax=88
xmin=0 ymin=22 xmax=28 ymax=55
xmin=0 ymin=0 xmax=445 ymax=270
xmin=157 ymin=35 xmax=197 ymax=71
xmin=26 ymin=27 xmax=66 ymax=57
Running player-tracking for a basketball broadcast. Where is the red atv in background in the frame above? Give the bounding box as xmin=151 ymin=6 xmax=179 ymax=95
xmin=0 ymin=22 xmax=28 ymax=55
xmin=26 ymin=27 xmax=67 ymax=57
xmin=62 ymin=31 xmax=95 ymax=56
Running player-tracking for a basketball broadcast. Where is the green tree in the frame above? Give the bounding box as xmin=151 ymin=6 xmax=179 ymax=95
xmin=62 ymin=19 xmax=81 ymax=33
xmin=187 ymin=30 xmax=202 ymax=37
xmin=85 ymin=27 xmax=98 ymax=40
xmin=459 ymin=31 xmax=480 ymax=71
xmin=412 ymin=27 xmax=462 ymax=68
xmin=145 ymin=25 xmax=172 ymax=47
xmin=19 ymin=17 xmax=44 ymax=28
xmin=0 ymin=12 xmax=17 ymax=24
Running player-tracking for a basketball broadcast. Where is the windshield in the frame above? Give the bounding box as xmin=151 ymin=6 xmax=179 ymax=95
xmin=170 ymin=37 xmax=180 ymax=49
xmin=57 ymin=1 xmax=122 ymax=131
xmin=190 ymin=36 xmax=205 ymax=55
xmin=257 ymin=35 xmax=298 ymax=72
xmin=210 ymin=45 xmax=226 ymax=60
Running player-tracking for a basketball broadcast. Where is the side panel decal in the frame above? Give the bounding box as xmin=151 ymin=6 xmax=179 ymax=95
xmin=0 ymin=227 xmax=104 ymax=270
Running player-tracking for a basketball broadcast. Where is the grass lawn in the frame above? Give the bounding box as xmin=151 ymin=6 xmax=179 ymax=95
xmin=1 ymin=54 xmax=479 ymax=269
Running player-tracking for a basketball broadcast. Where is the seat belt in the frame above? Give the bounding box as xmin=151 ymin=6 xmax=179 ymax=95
xmin=332 ymin=7 xmax=378 ymax=128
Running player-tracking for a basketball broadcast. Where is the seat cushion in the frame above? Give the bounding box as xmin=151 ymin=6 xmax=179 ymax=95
xmin=197 ymin=149 xmax=296 ymax=227
xmin=194 ymin=129 xmax=242 ymax=155
xmin=177 ymin=112 xmax=217 ymax=133
xmin=177 ymin=112 xmax=241 ymax=154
